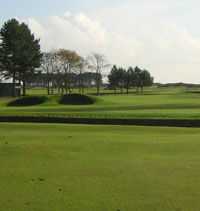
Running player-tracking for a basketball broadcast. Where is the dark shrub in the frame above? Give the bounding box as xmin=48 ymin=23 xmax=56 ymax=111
xmin=7 ymin=96 xmax=47 ymax=107
xmin=59 ymin=94 xmax=97 ymax=105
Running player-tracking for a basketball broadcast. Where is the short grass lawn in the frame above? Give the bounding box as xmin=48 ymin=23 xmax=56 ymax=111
xmin=2 ymin=88 xmax=200 ymax=120
xmin=0 ymin=123 xmax=200 ymax=210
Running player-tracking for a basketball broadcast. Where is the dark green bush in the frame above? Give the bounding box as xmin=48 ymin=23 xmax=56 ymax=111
xmin=59 ymin=94 xmax=97 ymax=105
xmin=7 ymin=96 xmax=47 ymax=107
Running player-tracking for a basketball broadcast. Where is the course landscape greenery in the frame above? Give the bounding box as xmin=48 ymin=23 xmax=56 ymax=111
xmin=59 ymin=93 xmax=97 ymax=105
xmin=1 ymin=123 xmax=200 ymax=210
xmin=0 ymin=19 xmax=153 ymax=97
xmin=1 ymin=17 xmax=200 ymax=211
xmin=0 ymin=19 xmax=42 ymax=97
xmin=1 ymin=87 xmax=200 ymax=120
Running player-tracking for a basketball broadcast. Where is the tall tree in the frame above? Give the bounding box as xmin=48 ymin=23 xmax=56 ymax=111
xmin=124 ymin=67 xmax=134 ymax=94
xmin=88 ymin=53 xmax=110 ymax=95
xmin=133 ymin=66 xmax=153 ymax=92
xmin=139 ymin=69 xmax=154 ymax=92
xmin=108 ymin=65 xmax=119 ymax=94
xmin=108 ymin=66 xmax=128 ymax=94
xmin=0 ymin=19 xmax=21 ymax=97
xmin=0 ymin=19 xmax=42 ymax=97
xmin=40 ymin=51 xmax=57 ymax=95
xmin=116 ymin=67 xmax=126 ymax=94
xmin=77 ymin=58 xmax=87 ymax=94
xmin=134 ymin=66 xmax=142 ymax=92
xmin=53 ymin=51 xmax=62 ymax=95
xmin=17 ymin=22 xmax=42 ymax=96
xmin=58 ymin=49 xmax=82 ymax=94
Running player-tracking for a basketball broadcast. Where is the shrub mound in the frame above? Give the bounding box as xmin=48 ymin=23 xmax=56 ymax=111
xmin=59 ymin=94 xmax=97 ymax=105
xmin=7 ymin=96 xmax=47 ymax=107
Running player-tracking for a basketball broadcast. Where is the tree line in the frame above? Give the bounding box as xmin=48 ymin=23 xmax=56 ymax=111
xmin=40 ymin=50 xmax=108 ymax=95
xmin=0 ymin=19 xmax=109 ymax=96
xmin=108 ymin=65 xmax=154 ymax=94
xmin=28 ymin=71 xmax=102 ymax=95
xmin=0 ymin=18 xmax=154 ymax=97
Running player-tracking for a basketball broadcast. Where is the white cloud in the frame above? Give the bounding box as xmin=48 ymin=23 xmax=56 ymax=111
xmin=19 ymin=6 xmax=200 ymax=83
xmin=20 ymin=13 xmax=142 ymax=66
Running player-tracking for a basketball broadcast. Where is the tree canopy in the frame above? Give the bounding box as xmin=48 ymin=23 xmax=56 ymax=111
xmin=108 ymin=65 xmax=154 ymax=93
xmin=0 ymin=18 xmax=42 ymax=97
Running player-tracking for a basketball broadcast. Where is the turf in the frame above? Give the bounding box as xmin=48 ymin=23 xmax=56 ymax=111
xmin=1 ymin=87 xmax=200 ymax=120
xmin=0 ymin=123 xmax=200 ymax=210
xmin=59 ymin=94 xmax=98 ymax=105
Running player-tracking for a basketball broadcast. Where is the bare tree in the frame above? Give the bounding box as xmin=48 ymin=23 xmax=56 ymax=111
xmin=77 ymin=58 xmax=88 ymax=94
xmin=52 ymin=51 xmax=62 ymax=95
xmin=87 ymin=53 xmax=110 ymax=95
xmin=58 ymin=49 xmax=83 ymax=94
xmin=40 ymin=51 xmax=57 ymax=95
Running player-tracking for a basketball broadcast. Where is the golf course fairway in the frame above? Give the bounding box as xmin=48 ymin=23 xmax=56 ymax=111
xmin=0 ymin=123 xmax=200 ymax=210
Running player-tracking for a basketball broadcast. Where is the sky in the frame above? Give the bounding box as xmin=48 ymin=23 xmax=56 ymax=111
xmin=1 ymin=0 xmax=200 ymax=83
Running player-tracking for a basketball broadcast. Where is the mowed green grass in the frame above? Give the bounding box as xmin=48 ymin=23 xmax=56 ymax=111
xmin=1 ymin=87 xmax=200 ymax=119
xmin=1 ymin=123 xmax=200 ymax=210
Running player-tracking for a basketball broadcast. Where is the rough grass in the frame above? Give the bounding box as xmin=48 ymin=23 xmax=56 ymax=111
xmin=1 ymin=123 xmax=200 ymax=210
xmin=59 ymin=93 xmax=98 ymax=105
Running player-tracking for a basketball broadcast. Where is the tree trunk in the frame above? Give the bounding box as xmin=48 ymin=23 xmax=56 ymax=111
xmin=126 ymin=88 xmax=129 ymax=94
xmin=79 ymin=74 xmax=81 ymax=93
xmin=22 ymin=80 xmax=26 ymax=96
xmin=64 ymin=80 xmax=68 ymax=94
xmin=12 ymin=71 xmax=16 ymax=98
xmin=57 ymin=70 xmax=60 ymax=95
xmin=51 ymin=84 xmax=54 ymax=95
xmin=58 ymin=84 xmax=60 ymax=95
xmin=68 ymin=87 xmax=72 ymax=93
xmin=65 ymin=83 xmax=68 ymax=94
xmin=96 ymin=70 xmax=99 ymax=95
xmin=19 ymin=77 xmax=21 ymax=97
xmin=81 ymin=76 xmax=84 ymax=93
xmin=47 ymin=81 xmax=50 ymax=95
xmin=96 ymin=81 xmax=99 ymax=95
xmin=96 ymin=76 xmax=100 ymax=95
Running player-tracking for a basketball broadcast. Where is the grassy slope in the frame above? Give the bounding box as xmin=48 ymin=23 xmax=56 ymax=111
xmin=0 ymin=123 xmax=200 ymax=210
xmin=1 ymin=87 xmax=200 ymax=119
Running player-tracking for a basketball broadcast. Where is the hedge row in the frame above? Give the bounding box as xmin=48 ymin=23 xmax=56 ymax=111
xmin=0 ymin=116 xmax=200 ymax=127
